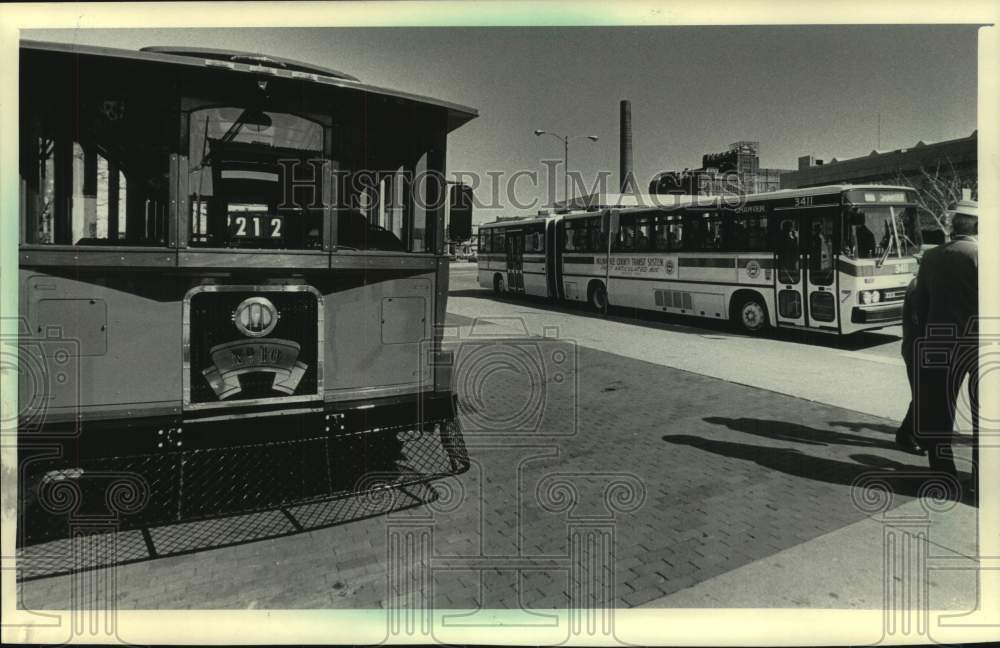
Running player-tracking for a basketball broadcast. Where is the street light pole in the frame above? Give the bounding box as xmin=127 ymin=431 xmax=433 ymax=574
xmin=563 ymin=135 xmax=569 ymax=208
xmin=534 ymin=129 xmax=599 ymax=206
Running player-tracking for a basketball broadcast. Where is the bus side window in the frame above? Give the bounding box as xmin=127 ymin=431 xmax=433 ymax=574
xmin=704 ymin=213 xmax=724 ymax=250
xmin=587 ymin=217 xmax=604 ymax=252
xmin=741 ymin=215 xmax=768 ymax=251
xmin=526 ymin=228 xmax=542 ymax=253
xmin=575 ymin=221 xmax=589 ymax=251
xmin=653 ymin=214 xmax=670 ymax=251
xmin=654 ymin=214 xmax=683 ymax=251
xmin=563 ymin=222 xmax=576 ymax=251
xmin=616 ymin=214 xmax=636 ymax=251
xmin=682 ymin=213 xmax=705 ymax=250
xmin=669 ymin=216 xmax=683 ymax=251
xmin=728 ymin=212 xmax=748 ymax=250
xmin=636 ymin=215 xmax=652 ymax=251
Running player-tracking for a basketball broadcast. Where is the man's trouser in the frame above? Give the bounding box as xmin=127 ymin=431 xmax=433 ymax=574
xmin=897 ymin=354 xmax=916 ymax=443
xmin=915 ymin=344 xmax=979 ymax=481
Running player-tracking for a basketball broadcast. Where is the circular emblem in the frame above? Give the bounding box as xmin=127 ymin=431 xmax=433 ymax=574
xmin=745 ymin=260 xmax=761 ymax=279
xmin=664 ymin=259 xmax=675 ymax=274
xmin=233 ymin=297 xmax=279 ymax=338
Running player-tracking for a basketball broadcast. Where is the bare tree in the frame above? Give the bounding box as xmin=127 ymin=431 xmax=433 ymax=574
xmin=893 ymin=157 xmax=977 ymax=242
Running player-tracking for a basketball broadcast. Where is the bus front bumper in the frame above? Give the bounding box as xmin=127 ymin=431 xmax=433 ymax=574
xmin=850 ymin=302 xmax=903 ymax=324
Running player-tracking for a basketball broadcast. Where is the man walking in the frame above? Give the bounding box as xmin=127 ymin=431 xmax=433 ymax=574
xmin=912 ymin=200 xmax=978 ymax=496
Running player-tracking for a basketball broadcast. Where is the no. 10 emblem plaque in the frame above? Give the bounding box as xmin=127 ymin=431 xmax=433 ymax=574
xmin=233 ymin=296 xmax=280 ymax=338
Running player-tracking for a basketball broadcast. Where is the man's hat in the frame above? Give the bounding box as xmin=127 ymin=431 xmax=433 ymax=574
xmin=948 ymin=200 xmax=979 ymax=219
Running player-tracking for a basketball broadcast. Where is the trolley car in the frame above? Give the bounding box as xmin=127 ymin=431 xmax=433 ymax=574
xmin=17 ymin=40 xmax=474 ymax=536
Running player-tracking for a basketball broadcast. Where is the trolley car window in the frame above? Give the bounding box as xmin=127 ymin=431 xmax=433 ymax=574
xmin=21 ymin=55 xmax=173 ymax=246
xmin=187 ymin=106 xmax=327 ymax=249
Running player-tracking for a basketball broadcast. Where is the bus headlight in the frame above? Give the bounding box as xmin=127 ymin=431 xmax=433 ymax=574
xmin=860 ymin=290 xmax=874 ymax=305
xmin=870 ymin=290 xmax=881 ymax=303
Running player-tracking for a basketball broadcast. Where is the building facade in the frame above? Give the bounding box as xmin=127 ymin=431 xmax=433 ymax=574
xmin=780 ymin=131 xmax=977 ymax=236
xmin=650 ymin=141 xmax=790 ymax=197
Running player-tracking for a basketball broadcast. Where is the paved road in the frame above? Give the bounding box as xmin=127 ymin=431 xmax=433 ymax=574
xmin=17 ymin=262 xmax=975 ymax=613
xmin=447 ymin=263 xmax=913 ymax=421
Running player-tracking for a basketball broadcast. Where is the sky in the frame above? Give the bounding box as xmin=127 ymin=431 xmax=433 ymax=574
xmin=25 ymin=25 xmax=979 ymax=220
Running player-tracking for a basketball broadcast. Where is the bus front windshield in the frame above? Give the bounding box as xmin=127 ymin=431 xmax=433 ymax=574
xmin=843 ymin=205 xmax=921 ymax=260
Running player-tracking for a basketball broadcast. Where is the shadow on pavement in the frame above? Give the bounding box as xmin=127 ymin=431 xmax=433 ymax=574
xmin=448 ymin=288 xmax=900 ymax=351
xmin=16 ymin=482 xmax=438 ymax=581
xmin=661 ymin=434 xmax=972 ymax=504
xmin=703 ymin=416 xmax=900 ymax=452
xmin=828 ymin=420 xmax=900 ymax=435
xmin=16 ymin=421 xmax=469 ymax=581
xmin=826 ymin=419 xmax=973 ymax=445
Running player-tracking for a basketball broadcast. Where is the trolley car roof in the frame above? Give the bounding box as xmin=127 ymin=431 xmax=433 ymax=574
xmin=21 ymin=39 xmax=479 ymax=131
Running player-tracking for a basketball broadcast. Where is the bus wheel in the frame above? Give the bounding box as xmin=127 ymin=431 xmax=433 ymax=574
xmin=494 ymin=274 xmax=505 ymax=294
xmin=732 ymin=293 xmax=769 ymax=334
xmin=589 ymin=282 xmax=608 ymax=313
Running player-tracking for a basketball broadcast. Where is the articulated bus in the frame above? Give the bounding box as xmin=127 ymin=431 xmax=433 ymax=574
xmin=478 ymin=185 xmax=921 ymax=335
xmin=16 ymin=40 xmax=473 ymax=535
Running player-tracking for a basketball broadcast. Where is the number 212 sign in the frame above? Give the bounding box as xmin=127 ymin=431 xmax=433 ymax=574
xmin=229 ymin=213 xmax=283 ymax=240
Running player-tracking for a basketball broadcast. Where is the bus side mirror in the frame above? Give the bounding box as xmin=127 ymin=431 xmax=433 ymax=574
xmin=448 ymin=183 xmax=474 ymax=242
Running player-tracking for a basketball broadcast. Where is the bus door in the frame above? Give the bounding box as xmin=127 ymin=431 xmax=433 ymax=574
xmin=506 ymin=229 xmax=525 ymax=294
xmin=804 ymin=212 xmax=838 ymax=330
xmin=773 ymin=213 xmax=806 ymax=327
xmin=546 ymin=219 xmax=561 ymax=299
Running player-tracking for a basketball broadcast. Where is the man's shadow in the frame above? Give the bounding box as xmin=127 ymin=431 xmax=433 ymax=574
xmin=703 ymin=416 xmax=900 ymax=451
xmin=827 ymin=420 xmax=899 ymax=435
xmin=662 ymin=434 xmax=961 ymax=501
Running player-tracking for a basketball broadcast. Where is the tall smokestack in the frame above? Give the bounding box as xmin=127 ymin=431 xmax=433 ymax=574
xmin=619 ymin=99 xmax=635 ymax=194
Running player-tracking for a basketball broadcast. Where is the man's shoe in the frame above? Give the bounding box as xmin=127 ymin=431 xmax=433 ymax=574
xmin=895 ymin=434 xmax=926 ymax=456
xmin=959 ymin=477 xmax=978 ymax=505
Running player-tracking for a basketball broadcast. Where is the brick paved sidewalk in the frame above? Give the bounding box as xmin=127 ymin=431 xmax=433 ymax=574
xmin=19 ymin=336 xmax=964 ymax=610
